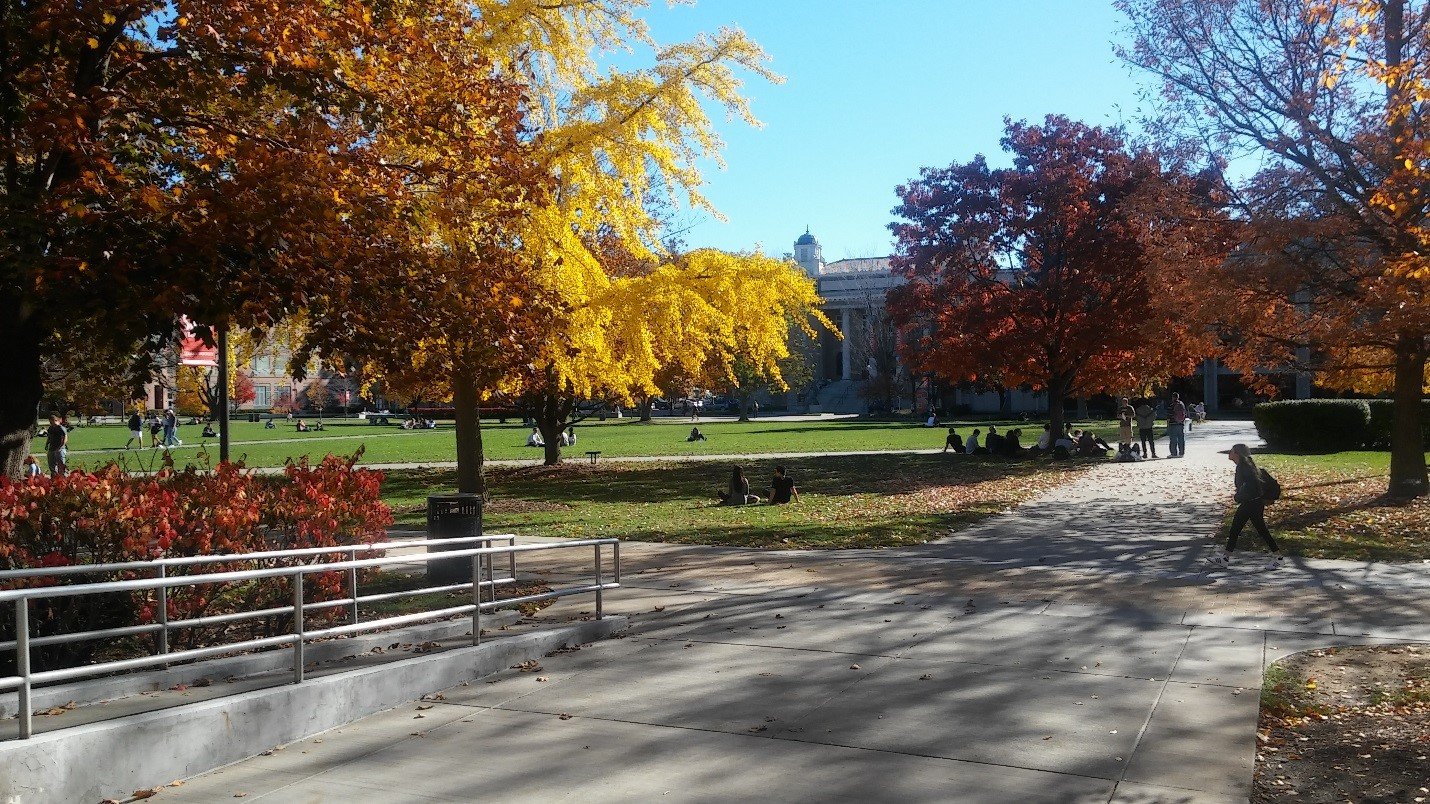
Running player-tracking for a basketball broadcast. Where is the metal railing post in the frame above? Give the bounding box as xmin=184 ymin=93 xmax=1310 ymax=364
xmin=471 ymin=555 xmax=481 ymax=646
xmin=613 ymin=541 xmax=621 ymax=583
xmin=291 ymin=572 xmax=305 ymax=684
xmin=348 ymin=548 xmax=360 ymax=625
xmin=16 ymin=599 xmax=32 ymax=739
xmin=507 ymin=536 xmax=516 ymax=582
xmin=156 ymin=564 xmax=169 ymax=656
xmin=594 ymin=544 xmax=603 ymax=620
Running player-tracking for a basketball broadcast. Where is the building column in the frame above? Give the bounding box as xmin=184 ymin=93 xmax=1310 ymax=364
xmin=1203 ymin=358 xmax=1220 ymax=412
xmin=840 ymin=307 xmax=852 ymax=380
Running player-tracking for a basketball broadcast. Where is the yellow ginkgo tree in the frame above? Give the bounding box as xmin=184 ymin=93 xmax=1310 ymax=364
xmin=519 ymin=249 xmax=831 ymax=465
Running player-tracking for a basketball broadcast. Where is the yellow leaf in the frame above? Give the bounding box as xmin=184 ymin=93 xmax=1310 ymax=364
xmin=86 ymin=37 xmax=99 ymax=49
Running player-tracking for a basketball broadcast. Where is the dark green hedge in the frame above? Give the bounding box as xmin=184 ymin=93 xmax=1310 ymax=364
xmin=1365 ymin=400 xmax=1430 ymax=449
xmin=1252 ymin=400 xmax=1370 ymax=453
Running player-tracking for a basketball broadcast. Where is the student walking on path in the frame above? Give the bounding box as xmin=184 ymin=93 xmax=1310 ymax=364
xmin=124 ymin=410 xmax=144 ymax=449
xmin=162 ymin=408 xmax=182 ymax=449
xmin=1166 ymin=393 xmax=1188 ymax=458
xmin=1207 ymin=443 xmax=1285 ymax=569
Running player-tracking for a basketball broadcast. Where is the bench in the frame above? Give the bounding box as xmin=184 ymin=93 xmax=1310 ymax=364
xmin=584 ymin=451 xmax=601 ymax=464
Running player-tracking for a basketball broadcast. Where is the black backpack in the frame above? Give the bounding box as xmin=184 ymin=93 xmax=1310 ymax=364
xmin=1258 ymin=468 xmax=1281 ymax=503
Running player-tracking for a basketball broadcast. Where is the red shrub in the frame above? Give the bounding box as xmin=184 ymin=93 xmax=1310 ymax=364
xmin=0 ymin=455 xmax=392 ymax=671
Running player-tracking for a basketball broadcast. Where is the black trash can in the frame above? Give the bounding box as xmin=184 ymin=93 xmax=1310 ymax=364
xmin=427 ymin=493 xmax=483 ymax=584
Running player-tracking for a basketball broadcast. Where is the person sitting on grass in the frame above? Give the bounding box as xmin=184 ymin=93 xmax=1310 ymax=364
xmin=943 ymin=427 xmax=965 ymax=454
xmin=1003 ymin=428 xmax=1026 ymax=456
xmin=965 ymin=428 xmax=982 ymax=455
xmin=1075 ymin=429 xmax=1111 ymax=457
xmin=984 ymin=426 xmax=1006 ymax=455
xmin=768 ymin=465 xmax=799 ymax=504
xmin=313 ymin=420 xmax=325 ymax=431
xmin=264 ymin=418 xmax=276 ymax=430
xmin=526 ymin=427 xmax=544 ymax=447
xmin=717 ymin=466 xmax=761 ymax=505
xmin=295 ymin=419 xmax=309 ymax=432
xmin=202 ymin=422 xmax=217 ymax=438
xmin=687 ymin=426 xmax=707 ymax=442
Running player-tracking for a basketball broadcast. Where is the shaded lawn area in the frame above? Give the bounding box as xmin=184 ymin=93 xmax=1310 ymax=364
xmin=381 ymin=453 xmax=1094 ymax=549
xmin=1253 ymin=451 xmax=1430 ymax=562
xmin=59 ymin=416 xmax=1124 ymax=472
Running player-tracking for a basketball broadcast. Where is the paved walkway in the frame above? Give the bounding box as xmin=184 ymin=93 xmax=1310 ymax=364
xmin=153 ymin=421 xmax=1430 ymax=804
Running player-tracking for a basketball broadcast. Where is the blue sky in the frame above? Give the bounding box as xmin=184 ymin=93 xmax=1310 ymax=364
xmin=639 ymin=0 xmax=1146 ymax=260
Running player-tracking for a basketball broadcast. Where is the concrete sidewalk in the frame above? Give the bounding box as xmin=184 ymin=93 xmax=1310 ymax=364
xmin=150 ymin=420 xmax=1429 ymax=803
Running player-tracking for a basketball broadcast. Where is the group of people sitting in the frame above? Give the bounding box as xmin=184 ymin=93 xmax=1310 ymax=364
xmin=294 ymin=419 xmax=326 ymax=432
xmin=941 ymin=425 xmax=1031 ymax=457
xmin=525 ymin=427 xmax=576 ymax=447
xmin=716 ymin=465 xmax=799 ymax=506
xmin=942 ymin=423 xmax=1115 ymax=459
xmin=401 ymin=417 xmax=437 ymax=430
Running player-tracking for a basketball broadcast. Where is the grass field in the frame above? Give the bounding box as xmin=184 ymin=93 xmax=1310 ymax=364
xmin=54 ymin=415 xmax=1123 ymax=471
xmin=380 ymin=453 xmax=1094 ymax=549
xmin=1254 ymin=451 xmax=1430 ymax=561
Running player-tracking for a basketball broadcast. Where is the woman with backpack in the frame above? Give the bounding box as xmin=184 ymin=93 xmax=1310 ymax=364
xmin=1207 ymin=443 xmax=1285 ymax=569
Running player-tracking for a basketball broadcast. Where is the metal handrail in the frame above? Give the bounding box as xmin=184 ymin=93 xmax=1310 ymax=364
xmin=0 ymin=534 xmax=511 ymax=581
xmin=0 ymin=534 xmax=520 ymax=653
xmin=2 ymin=538 xmax=620 ymax=741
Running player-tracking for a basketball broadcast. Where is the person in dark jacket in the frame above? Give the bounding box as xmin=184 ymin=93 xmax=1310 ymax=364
xmin=942 ymin=427 xmax=965 ymax=454
xmin=1207 ymin=443 xmax=1285 ymax=569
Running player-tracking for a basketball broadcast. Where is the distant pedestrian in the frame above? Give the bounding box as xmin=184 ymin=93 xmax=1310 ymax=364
xmin=148 ymin=415 xmax=163 ymax=448
xmin=161 ymin=408 xmax=181 ymax=449
xmin=1207 ymin=444 xmax=1284 ymax=569
xmin=1134 ymin=400 xmax=1158 ymax=459
xmin=943 ymin=427 xmax=964 ymax=454
xmin=1116 ymin=397 xmax=1135 ymax=446
xmin=1166 ymin=393 xmax=1188 ymax=458
xmin=43 ymin=414 xmax=67 ymax=475
xmin=125 ymin=410 xmax=144 ymax=449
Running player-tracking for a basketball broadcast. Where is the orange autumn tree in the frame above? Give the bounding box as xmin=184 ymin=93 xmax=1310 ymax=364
xmin=0 ymin=1 xmax=524 ymax=478
xmin=1120 ymin=0 xmax=1430 ymax=497
xmin=887 ymin=116 xmax=1237 ymax=439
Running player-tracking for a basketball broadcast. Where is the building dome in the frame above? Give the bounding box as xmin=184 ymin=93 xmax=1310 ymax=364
xmin=795 ymin=229 xmax=818 ymax=246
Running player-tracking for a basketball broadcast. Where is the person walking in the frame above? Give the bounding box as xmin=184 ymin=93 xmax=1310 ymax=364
xmin=1166 ymin=392 xmax=1188 ymax=458
xmin=1207 ymin=443 xmax=1285 ymax=569
xmin=124 ymin=410 xmax=144 ymax=449
xmin=43 ymin=414 xmax=68 ymax=475
xmin=1134 ymin=399 xmax=1158 ymax=458
xmin=162 ymin=408 xmax=181 ymax=449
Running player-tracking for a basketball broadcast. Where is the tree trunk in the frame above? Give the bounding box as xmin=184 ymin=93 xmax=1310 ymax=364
xmin=0 ymin=310 xmax=44 ymax=479
xmin=1046 ymin=379 xmax=1068 ymax=446
xmin=451 ymin=370 xmax=485 ymax=495
xmin=637 ymin=397 xmax=653 ymax=422
xmin=737 ymin=394 xmax=752 ymax=422
xmin=1387 ymin=331 xmax=1428 ymax=499
xmin=1075 ymin=395 xmax=1089 ymax=420
xmin=533 ymin=394 xmax=569 ymax=467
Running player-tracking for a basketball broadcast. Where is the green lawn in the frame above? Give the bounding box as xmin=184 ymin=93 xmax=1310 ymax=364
xmin=1252 ymin=451 xmax=1430 ymax=561
xmin=56 ymin=416 xmax=1122 ymax=471
xmin=380 ymin=453 xmax=1093 ymax=549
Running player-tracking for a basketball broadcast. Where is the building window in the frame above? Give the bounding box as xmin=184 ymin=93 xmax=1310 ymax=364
xmin=254 ymin=386 xmax=271 ymax=407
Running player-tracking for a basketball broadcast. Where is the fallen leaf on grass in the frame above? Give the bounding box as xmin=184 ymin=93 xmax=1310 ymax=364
xmin=416 ymin=705 xmax=434 ymax=711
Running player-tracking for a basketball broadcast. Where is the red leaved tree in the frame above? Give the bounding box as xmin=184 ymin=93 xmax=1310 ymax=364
xmin=887 ymin=116 xmax=1236 ymax=438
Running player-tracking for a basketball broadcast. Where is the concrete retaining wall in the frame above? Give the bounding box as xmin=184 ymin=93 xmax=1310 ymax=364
xmin=0 ymin=617 xmax=626 ymax=804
